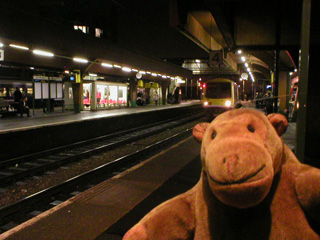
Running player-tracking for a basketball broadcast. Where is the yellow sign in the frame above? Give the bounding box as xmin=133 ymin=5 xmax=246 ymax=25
xmin=73 ymin=70 xmax=81 ymax=83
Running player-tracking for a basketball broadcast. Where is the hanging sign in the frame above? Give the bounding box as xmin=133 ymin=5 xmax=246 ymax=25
xmin=0 ymin=50 xmax=4 ymax=61
xmin=209 ymin=49 xmax=223 ymax=66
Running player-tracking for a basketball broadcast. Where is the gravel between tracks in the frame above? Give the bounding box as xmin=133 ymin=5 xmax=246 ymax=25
xmin=0 ymin=118 xmax=204 ymax=207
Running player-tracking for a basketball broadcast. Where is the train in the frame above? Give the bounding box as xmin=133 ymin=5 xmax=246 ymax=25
xmin=202 ymin=78 xmax=240 ymax=120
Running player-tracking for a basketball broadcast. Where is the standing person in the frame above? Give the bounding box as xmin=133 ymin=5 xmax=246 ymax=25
xmin=14 ymin=87 xmax=22 ymax=102
xmin=19 ymin=96 xmax=30 ymax=117
xmin=154 ymin=91 xmax=159 ymax=106
xmin=265 ymin=92 xmax=273 ymax=115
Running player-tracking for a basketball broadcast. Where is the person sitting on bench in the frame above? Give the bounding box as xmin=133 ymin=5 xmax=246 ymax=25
xmin=19 ymin=96 xmax=30 ymax=117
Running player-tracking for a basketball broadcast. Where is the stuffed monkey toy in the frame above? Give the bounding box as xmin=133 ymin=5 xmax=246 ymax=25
xmin=123 ymin=108 xmax=320 ymax=239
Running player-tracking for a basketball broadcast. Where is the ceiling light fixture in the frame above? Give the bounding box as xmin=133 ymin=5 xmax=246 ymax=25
xmin=33 ymin=49 xmax=54 ymax=57
xmin=122 ymin=67 xmax=132 ymax=72
xmin=102 ymin=63 xmax=113 ymax=68
xmin=10 ymin=44 xmax=29 ymax=50
xmin=114 ymin=64 xmax=122 ymax=68
xmin=73 ymin=57 xmax=88 ymax=63
xmin=241 ymin=56 xmax=246 ymax=62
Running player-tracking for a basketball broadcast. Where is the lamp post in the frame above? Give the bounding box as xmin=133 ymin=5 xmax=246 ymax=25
xmin=241 ymin=73 xmax=249 ymax=100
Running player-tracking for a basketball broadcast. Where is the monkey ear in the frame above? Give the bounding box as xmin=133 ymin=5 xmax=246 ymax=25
xmin=193 ymin=122 xmax=210 ymax=142
xmin=267 ymin=113 xmax=288 ymax=136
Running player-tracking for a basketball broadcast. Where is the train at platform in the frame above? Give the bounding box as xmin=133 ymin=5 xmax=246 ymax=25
xmin=202 ymin=78 xmax=240 ymax=120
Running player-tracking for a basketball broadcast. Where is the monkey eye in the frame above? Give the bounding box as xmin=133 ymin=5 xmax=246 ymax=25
xmin=211 ymin=130 xmax=217 ymax=139
xmin=247 ymin=124 xmax=255 ymax=133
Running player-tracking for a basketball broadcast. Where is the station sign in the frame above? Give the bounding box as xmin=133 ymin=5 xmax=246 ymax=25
xmin=0 ymin=50 xmax=4 ymax=61
xmin=33 ymin=75 xmax=49 ymax=80
xmin=209 ymin=49 xmax=224 ymax=66
xmin=49 ymin=77 xmax=63 ymax=81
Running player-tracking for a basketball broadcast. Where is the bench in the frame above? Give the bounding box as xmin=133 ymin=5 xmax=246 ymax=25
xmin=0 ymin=110 xmax=18 ymax=118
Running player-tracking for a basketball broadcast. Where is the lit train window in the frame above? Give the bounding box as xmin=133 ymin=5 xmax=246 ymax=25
xmin=8 ymin=88 xmax=15 ymax=97
xmin=0 ymin=88 xmax=7 ymax=97
xmin=27 ymin=88 xmax=33 ymax=95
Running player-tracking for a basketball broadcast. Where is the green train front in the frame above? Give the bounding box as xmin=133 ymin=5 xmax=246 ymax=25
xmin=202 ymin=78 xmax=239 ymax=119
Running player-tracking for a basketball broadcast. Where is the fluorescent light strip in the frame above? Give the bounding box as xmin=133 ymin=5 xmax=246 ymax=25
xmin=139 ymin=71 xmax=146 ymax=74
xmin=122 ymin=67 xmax=132 ymax=72
xmin=10 ymin=44 xmax=29 ymax=50
xmin=132 ymin=69 xmax=139 ymax=72
xmin=73 ymin=57 xmax=88 ymax=63
xmin=89 ymin=73 xmax=97 ymax=77
xmin=151 ymin=73 xmax=157 ymax=76
xmin=33 ymin=50 xmax=54 ymax=57
xmin=114 ymin=64 xmax=122 ymax=68
xmin=102 ymin=63 xmax=113 ymax=68
xmin=146 ymin=71 xmax=151 ymax=74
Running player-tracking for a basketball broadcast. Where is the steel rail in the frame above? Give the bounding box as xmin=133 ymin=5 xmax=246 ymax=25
xmin=0 ymin=128 xmax=193 ymax=225
xmin=0 ymin=113 xmax=204 ymax=186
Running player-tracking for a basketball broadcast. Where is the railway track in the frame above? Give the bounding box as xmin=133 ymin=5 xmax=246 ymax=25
xmin=0 ymin=114 xmax=204 ymax=233
xmin=0 ymin=113 xmax=204 ymax=187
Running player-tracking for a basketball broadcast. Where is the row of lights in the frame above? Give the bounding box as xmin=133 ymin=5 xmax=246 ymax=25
xmin=0 ymin=41 xmax=184 ymax=81
xmin=237 ymin=49 xmax=255 ymax=82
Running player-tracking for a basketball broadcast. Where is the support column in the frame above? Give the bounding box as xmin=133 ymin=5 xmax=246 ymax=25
xmin=301 ymin=0 xmax=320 ymax=167
xmin=273 ymin=50 xmax=279 ymax=113
xmin=91 ymin=81 xmax=97 ymax=111
xmin=130 ymin=78 xmax=137 ymax=107
xmin=278 ymin=71 xmax=289 ymax=113
xmin=161 ymin=81 xmax=170 ymax=105
xmin=72 ymin=83 xmax=82 ymax=113
xmin=296 ymin=0 xmax=311 ymax=163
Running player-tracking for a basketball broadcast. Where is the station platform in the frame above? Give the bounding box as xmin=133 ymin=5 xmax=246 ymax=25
xmin=0 ymin=100 xmax=201 ymax=134
xmin=0 ymin=115 xmax=297 ymax=240
xmin=0 ymin=101 xmax=203 ymax=161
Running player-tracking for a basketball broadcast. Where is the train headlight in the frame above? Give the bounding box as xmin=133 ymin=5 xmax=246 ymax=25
xmin=225 ymin=100 xmax=231 ymax=107
xmin=204 ymin=101 xmax=209 ymax=106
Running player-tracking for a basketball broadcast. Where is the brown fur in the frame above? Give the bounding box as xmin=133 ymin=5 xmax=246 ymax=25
xmin=123 ymin=109 xmax=320 ymax=239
